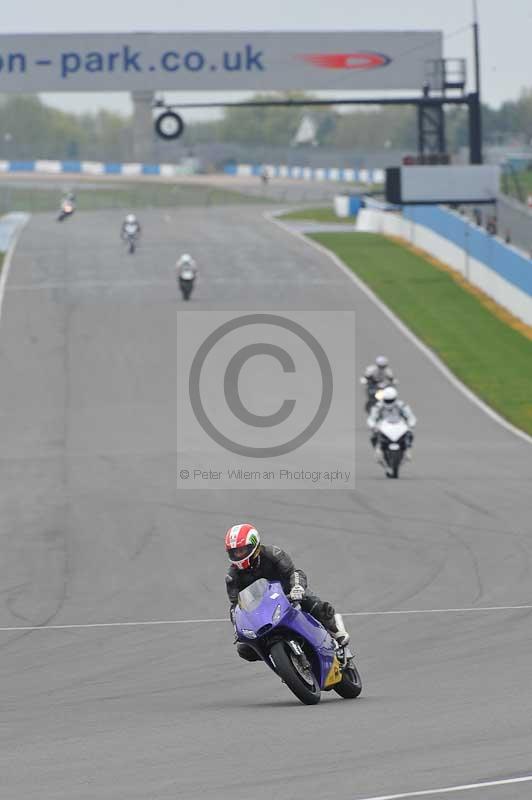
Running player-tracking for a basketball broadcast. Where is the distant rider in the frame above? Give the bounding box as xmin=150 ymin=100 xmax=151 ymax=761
xmin=367 ymin=386 xmax=416 ymax=460
xmin=121 ymin=213 xmax=141 ymax=239
xmin=225 ymin=523 xmax=351 ymax=663
xmin=361 ymin=355 xmax=396 ymax=390
xmin=176 ymin=253 xmax=198 ymax=281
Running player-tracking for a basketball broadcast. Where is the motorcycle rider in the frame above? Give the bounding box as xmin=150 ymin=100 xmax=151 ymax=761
xmin=367 ymin=386 xmax=416 ymax=461
xmin=121 ymin=213 xmax=141 ymax=239
xmin=176 ymin=253 xmax=197 ymax=278
xmin=58 ymin=190 xmax=76 ymax=218
xmin=361 ymin=355 xmax=396 ymax=390
xmin=225 ymin=523 xmax=351 ymax=663
xmin=176 ymin=253 xmax=198 ymax=290
xmin=361 ymin=355 xmax=396 ymax=411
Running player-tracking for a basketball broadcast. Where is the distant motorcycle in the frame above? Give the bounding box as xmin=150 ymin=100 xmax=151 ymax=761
xmin=361 ymin=377 xmax=392 ymax=414
xmin=375 ymin=415 xmax=410 ymax=479
xmin=57 ymin=199 xmax=75 ymax=222
xmin=122 ymin=223 xmax=139 ymax=254
xmin=234 ymin=578 xmax=362 ymax=706
xmin=178 ymin=269 xmax=195 ymax=301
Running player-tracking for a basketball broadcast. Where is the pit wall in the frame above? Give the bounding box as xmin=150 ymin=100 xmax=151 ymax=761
xmin=356 ymin=204 xmax=532 ymax=327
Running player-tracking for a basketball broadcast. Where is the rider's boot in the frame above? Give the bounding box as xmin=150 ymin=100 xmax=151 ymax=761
xmin=330 ymin=613 xmax=350 ymax=647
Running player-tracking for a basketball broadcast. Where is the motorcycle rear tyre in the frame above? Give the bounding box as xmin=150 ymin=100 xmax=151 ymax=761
xmin=334 ymin=662 xmax=362 ymax=699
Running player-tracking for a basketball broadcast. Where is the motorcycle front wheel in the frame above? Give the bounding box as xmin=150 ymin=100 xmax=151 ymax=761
xmin=269 ymin=641 xmax=321 ymax=705
xmin=386 ymin=450 xmax=402 ymax=478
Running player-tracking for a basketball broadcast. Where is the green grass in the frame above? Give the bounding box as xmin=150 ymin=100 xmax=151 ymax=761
xmin=279 ymin=206 xmax=351 ymax=224
xmin=501 ymin=170 xmax=532 ymax=202
xmin=0 ymin=182 xmax=268 ymax=214
xmin=310 ymin=231 xmax=532 ymax=435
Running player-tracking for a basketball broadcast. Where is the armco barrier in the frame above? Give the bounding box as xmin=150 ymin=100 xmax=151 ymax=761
xmin=356 ymin=204 xmax=532 ymax=327
xmin=224 ymin=163 xmax=385 ymax=184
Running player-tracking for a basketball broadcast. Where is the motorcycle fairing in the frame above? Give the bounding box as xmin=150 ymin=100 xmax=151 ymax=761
xmin=235 ymin=579 xmax=340 ymax=690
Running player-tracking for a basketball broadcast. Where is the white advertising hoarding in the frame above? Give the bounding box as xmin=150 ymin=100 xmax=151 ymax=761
xmin=0 ymin=31 xmax=442 ymax=92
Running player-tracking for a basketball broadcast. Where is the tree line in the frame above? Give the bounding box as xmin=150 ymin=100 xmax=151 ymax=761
xmin=1 ymin=90 xmax=531 ymax=161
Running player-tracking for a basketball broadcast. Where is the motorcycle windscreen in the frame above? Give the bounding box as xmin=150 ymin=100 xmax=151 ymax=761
xmin=238 ymin=578 xmax=270 ymax=612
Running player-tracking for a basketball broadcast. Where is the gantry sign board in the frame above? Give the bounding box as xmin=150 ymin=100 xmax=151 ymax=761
xmin=386 ymin=166 xmax=501 ymax=205
xmin=0 ymin=32 xmax=442 ymax=92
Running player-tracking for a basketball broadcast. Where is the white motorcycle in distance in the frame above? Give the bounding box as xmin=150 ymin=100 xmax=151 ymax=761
xmin=122 ymin=222 xmax=139 ymax=254
xmin=178 ymin=268 xmax=195 ymax=300
xmin=176 ymin=254 xmax=197 ymax=301
xmin=375 ymin=414 xmax=410 ymax=479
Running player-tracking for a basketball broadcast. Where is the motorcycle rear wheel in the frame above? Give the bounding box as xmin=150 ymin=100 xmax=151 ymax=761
xmin=334 ymin=662 xmax=362 ymax=699
xmin=269 ymin=641 xmax=321 ymax=705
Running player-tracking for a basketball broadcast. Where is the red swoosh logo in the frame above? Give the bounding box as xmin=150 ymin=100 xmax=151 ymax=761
xmin=299 ymin=52 xmax=391 ymax=70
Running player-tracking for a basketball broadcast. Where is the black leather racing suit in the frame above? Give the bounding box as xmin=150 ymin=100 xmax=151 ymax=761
xmin=226 ymin=544 xmax=338 ymax=662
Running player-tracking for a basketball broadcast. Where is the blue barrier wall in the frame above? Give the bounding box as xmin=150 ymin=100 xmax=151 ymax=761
xmin=404 ymin=205 xmax=532 ymax=298
xmin=0 ymin=160 xmax=176 ymax=176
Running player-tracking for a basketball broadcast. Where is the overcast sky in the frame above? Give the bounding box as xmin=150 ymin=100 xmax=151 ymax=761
xmin=2 ymin=0 xmax=531 ymax=117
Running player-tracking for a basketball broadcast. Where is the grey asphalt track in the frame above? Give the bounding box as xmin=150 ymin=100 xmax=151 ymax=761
xmin=1 ymin=205 xmax=532 ymax=800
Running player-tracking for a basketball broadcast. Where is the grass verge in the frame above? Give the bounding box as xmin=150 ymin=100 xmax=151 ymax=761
xmin=279 ymin=206 xmax=349 ymax=224
xmin=502 ymin=170 xmax=532 ymax=202
xmin=0 ymin=182 xmax=268 ymax=214
xmin=310 ymin=231 xmax=532 ymax=435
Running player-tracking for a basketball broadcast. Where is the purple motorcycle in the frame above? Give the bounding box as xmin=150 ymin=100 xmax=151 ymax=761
xmin=234 ymin=578 xmax=362 ymax=705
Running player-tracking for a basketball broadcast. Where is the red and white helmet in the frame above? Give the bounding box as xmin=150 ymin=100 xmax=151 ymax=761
xmin=225 ymin=523 xmax=261 ymax=570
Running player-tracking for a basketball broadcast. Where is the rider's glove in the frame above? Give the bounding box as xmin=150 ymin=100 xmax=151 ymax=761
xmin=230 ymin=606 xmax=238 ymax=642
xmin=289 ymin=585 xmax=305 ymax=602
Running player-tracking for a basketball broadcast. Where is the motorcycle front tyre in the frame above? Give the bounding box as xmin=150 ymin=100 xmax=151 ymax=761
xmin=269 ymin=641 xmax=321 ymax=705
xmin=386 ymin=450 xmax=402 ymax=479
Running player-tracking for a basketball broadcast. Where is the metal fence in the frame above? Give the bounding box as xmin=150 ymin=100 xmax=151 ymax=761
xmin=496 ymin=194 xmax=532 ymax=256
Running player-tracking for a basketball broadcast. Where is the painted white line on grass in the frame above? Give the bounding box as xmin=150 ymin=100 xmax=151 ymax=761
xmin=1 ymin=603 xmax=531 ymax=633
xmin=354 ymin=773 xmax=532 ymax=800
xmin=266 ymin=211 xmax=532 ymax=447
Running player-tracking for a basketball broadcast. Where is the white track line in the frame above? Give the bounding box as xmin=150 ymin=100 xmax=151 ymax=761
xmin=0 ymin=214 xmax=30 ymax=323
xmin=355 ymin=774 xmax=532 ymax=799
xmin=343 ymin=604 xmax=532 ymax=617
xmin=265 ymin=211 xmax=532 ymax=446
xmin=1 ymin=603 xmax=531 ymax=633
